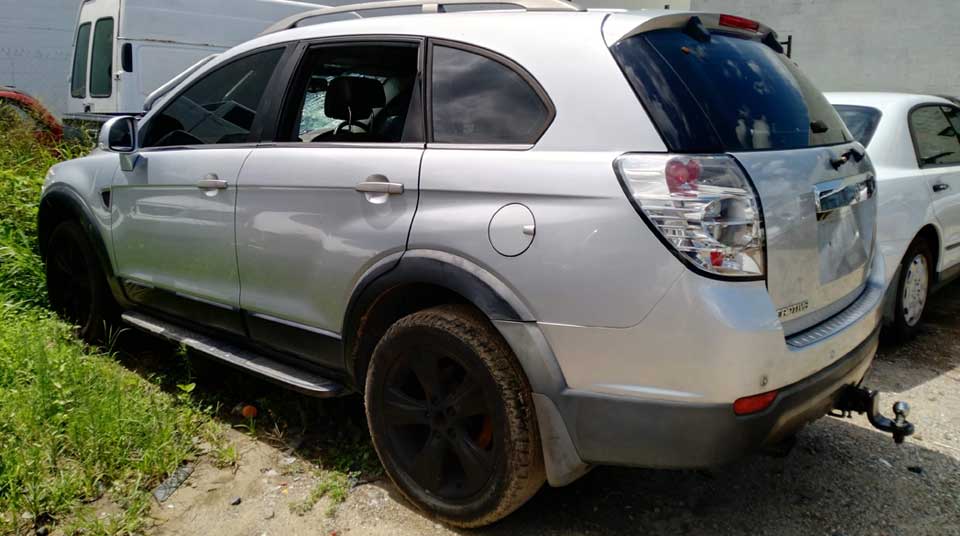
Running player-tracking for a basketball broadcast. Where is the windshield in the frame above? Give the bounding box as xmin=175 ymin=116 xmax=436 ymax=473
xmin=834 ymin=105 xmax=882 ymax=146
xmin=612 ymin=28 xmax=851 ymax=152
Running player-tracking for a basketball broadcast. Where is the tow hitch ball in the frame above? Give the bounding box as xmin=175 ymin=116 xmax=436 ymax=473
xmin=831 ymin=385 xmax=915 ymax=444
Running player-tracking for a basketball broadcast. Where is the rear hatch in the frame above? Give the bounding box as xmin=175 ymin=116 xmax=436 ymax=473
xmin=608 ymin=13 xmax=876 ymax=335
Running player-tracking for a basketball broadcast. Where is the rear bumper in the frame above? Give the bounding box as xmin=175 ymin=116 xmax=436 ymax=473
xmin=552 ymin=326 xmax=878 ymax=468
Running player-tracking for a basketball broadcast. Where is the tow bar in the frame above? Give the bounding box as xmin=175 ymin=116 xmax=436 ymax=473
xmin=831 ymin=385 xmax=915 ymax=444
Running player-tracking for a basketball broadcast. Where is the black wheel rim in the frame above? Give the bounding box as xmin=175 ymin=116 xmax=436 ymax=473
xmin=47 ymin=234 xmax=93 ymax=328
xmin=381 ymin=345 xmax=499 ymax=501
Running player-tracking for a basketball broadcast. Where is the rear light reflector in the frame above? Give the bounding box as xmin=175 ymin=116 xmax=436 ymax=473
xmin=734 ymin=390 xmax=778 ymax=415
xmin=718 ymin=14 xmax=761 ymax=32
xmin=614 ymin=154 xmax=765 ymax=278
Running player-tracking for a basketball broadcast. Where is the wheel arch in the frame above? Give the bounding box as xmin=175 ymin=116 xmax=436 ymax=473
xmin=913 ymin=224 xmax=941 ymax=279
xmin=38 ymin=185 xmax=127 ymax=305
xmin=342 ymin=250 xmax=535 ymax=391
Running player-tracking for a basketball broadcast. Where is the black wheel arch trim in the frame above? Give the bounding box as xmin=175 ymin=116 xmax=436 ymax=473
xmin=342 ymin=250 xmax=535 ymax=381
xmin=38 ymin=184 xmax=130 ymax=307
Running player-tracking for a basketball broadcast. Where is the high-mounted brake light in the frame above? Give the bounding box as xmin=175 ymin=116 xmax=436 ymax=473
xmin=614 ymin=154 xmax=765 ymax=278
xmin=718 ymin=14 xmax=760 ymax=32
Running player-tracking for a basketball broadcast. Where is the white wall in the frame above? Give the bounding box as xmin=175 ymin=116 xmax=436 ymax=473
xmin=0 ymin=0 xmax=78 ymax=116
xmin=689 ymin=0 xmax=960 ymax=96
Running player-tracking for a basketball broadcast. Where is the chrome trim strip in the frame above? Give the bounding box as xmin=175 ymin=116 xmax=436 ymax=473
xmin=786 ymin=283 xmax=884 ymax=349
xmin=249 ymin=312 xmax=342 ymax=340
xmin=426 ymin=143 xmax=533 ymax=151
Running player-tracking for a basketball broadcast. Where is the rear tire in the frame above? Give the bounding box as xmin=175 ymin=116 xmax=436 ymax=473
xmin=45 ymin=220 xmax=114 ymax=343
xmin=365 ymin=304 xmax=544 ymax=528
xmin=891 ymin=239 xmax=933 ymax=342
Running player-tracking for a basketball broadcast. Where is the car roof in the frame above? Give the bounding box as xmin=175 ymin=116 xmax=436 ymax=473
xmin=824 ymin=91 xmax=954 ymax=111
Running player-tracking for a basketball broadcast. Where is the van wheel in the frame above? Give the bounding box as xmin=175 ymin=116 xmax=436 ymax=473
xmin=364 ymin=304 xmax=544 ymax=528
xmin=892 ymin=240 xmax=933 ymax=341
xmin=45 ymin=220 xmax=113 ymax=343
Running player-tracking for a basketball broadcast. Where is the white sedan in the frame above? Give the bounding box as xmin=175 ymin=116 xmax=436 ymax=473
xmin=827 ymin=92 xmax=960 ymax=340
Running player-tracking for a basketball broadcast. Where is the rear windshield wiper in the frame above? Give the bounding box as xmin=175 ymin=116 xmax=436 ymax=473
xmin=810 ymin=120 xmax=830 ymax=134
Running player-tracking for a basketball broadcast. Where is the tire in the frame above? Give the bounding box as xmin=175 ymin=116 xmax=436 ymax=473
xmin=364 ymin=304 xmax=545 ymax=528
xmin=45 ymin=220 xmax=114 ymax=343
xmin=891 ymin=239 xmax=934 ymax=342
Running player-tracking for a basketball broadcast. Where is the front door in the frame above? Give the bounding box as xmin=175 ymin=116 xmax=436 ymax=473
xmin=112 ymin=47 xmax=286 ymax=334
xmin=235 ymin=40 xmax=424 ymax=367
xmin=910 ymin=104 xmax=960 ymax=268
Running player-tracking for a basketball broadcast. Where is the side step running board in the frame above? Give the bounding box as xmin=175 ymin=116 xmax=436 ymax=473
xmin=121 ymin=311 xmax=345 ymax=398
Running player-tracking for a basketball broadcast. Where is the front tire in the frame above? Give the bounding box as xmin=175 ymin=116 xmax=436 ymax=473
xmin=45 ymin=220 xmax=114 ymax=342
xmin=365 ymin=304 xmax=544 ymax=527
xmin=891 ymin=240 xmax=933 ymax=341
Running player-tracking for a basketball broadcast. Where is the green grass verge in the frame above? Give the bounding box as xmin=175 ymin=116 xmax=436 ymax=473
xmin=0 ymin=110 xmax=207 ymax=534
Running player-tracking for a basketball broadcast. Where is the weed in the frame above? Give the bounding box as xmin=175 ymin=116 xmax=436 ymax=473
xmin=289 ymin=469 xmax=353 ymax=517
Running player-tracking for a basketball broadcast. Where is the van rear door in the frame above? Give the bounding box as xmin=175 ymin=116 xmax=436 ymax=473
xmin=608 ymin=13 xmax=876 ymax=335
xmin=68 ymin=0 xmax=119 ymax=116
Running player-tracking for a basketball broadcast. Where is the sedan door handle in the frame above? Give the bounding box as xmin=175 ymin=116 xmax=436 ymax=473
xmin=355 ymin=179 xmax=404 ymax=195
xmin=933 ymin=182 xmax=950 ymax=193
xmin=196 ymin=174 xmax=228 ymax=190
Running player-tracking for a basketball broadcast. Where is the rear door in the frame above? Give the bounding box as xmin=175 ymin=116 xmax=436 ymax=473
xmin=69 ymin=0 xmax=119 ymax=114
xmin=909 ymin=104 xmax=960 ymax=268
xmin=235 ymin=39 xmax=423 ymax=367
xmin=611 ymin=19 xmax=875 ymax=335
xmin=112 ymin=46 xmax=286 ymax=334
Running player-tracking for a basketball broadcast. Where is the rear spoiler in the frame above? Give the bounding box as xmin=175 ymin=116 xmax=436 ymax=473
xmin=143 ymin=54 xmax=219 ymax=112
xmin=603 ymin=12 xmax=781 ymax=52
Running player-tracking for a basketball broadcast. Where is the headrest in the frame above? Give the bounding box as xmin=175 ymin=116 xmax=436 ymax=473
xmin=307 ymin=76 xmax=328 ymax=93
xmin=324 ymin=76 xmax=385 ymax=120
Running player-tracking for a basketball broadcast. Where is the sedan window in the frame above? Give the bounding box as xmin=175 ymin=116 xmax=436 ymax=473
xmin=910 ymin=105 xmax=960 ymax=167
xmin=834 ymin=105 xmax=881 ymax=146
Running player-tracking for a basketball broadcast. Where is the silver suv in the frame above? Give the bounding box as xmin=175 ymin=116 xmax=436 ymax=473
xmin=40 ymin=1 xmax=911 ymax=527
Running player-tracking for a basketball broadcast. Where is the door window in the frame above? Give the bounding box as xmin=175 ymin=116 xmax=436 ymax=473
xmin=833 ymin=105 xmax=882 ymax=146
xmin=141 ymin=48 xmax=284 ymax=148
xmin=90 ymin=18 xmax=114 ymax=98
xmin=70 ymin=23 xmax=91 ymax=98
xmin=910 ymin=105 xmax=960 ymax=167
xmin=431 ymin=44 xmax=551 ymax=144
xmin=278 ymin=43 xmax=420 ymax=143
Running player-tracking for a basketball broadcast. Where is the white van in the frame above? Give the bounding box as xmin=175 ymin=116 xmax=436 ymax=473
xmin=66 ymin=0 xmax=335 ymax=122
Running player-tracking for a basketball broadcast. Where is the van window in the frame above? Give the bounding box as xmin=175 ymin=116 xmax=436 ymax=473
xmin=431 ymin=45 xmax=550 ymax=144
xmin=834 ymin=105 xmax=882 ymax=146
xmin=279 ymin=43 xmax=420 ymax=143
xmin=612 ymin=28 xmax=851 ymax=152
xmin=70 ymin=23 xmax=91 ymax=98
xmin=90 ymin=18 xmax=114 ymax=98
xmin=910 ymin=105 xmax=960 ymax=167
xmin=141 ymin=48 xmax=283 ymax=148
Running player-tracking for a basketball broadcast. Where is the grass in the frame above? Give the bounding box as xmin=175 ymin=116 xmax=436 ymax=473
xmin=0 ymin=107 xmax=380 ymax=534
xmin=0 ymin=109 xmax=207 ymax=535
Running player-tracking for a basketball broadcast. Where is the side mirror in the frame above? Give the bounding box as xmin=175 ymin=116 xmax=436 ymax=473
xmin=98 ymin=116 xmax=139 ymax=171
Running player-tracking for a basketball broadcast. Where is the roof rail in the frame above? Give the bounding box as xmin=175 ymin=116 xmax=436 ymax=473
xmin=260 ymin=0 xmax=584 ymax=35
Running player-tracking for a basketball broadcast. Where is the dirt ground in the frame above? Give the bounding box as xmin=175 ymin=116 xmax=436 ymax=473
xmin=142 ymin=284 xmax=960 ymax=536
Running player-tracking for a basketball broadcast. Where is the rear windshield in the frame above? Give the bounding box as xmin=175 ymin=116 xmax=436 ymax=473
xmin=834 ymin=105 xmax=881 ymax=146
xmin=612 ymin=28 xmax=851 ymax=152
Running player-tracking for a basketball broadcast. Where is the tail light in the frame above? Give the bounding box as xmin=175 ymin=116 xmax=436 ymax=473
xmin=733 ymin=390 xmax=778 ymax=415
xmin=614 ymin=154 xmax=765 ymax=279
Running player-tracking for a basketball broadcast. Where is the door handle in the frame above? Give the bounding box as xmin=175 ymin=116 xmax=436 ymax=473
xmin=355 ymin=178 xmax=403 ymax=195
xmin=933 ymin=182 xmax=950 ymax=193
xmin=196 ymin=174 xmax=228 ymax=190
xmin=813 ymin=174 xmax=875 ymax=215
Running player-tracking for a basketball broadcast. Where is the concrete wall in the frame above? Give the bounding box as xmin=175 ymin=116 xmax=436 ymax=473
xmin=688 ymin=0 xmax=959 ymax=96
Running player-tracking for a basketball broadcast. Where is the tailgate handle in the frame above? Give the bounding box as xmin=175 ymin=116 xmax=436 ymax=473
xmin=814 ymin=175 xmax=875 ymax=215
